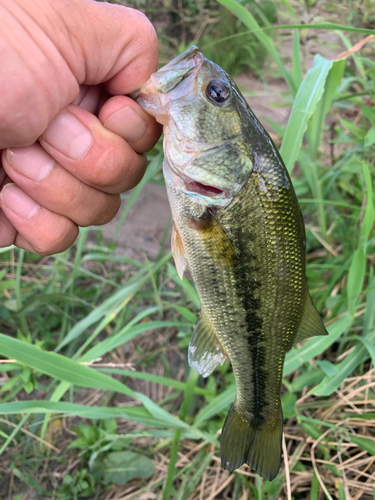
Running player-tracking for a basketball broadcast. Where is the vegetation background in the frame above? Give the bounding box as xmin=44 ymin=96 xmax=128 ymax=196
xmin=0 ymin=0 xmax=374 ymax=499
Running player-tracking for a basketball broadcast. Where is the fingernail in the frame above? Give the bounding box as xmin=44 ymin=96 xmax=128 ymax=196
xmin=43 ymin=110 xmax=93 ymax=159
xmin=104 ymin=107 xmax=147 ymax=143
xmin=1 ymin=184 xmax=40 ymax=219
xmin=7 ymin=144 xmax=54 ymax=181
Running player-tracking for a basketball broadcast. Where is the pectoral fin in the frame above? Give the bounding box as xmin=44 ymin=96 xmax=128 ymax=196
xmin=294 ymin=293 xmax=328 ymax=345
xmin=171 ymin=222 xmax=187 ymax=279
xmin=188 ymin=311 xmax=227 ymax=377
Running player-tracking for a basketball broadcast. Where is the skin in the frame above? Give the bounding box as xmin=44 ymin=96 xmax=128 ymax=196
xmin=0 ymin=0 xmax=162 ymax=255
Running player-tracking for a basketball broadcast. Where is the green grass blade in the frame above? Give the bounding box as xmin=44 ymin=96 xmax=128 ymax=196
xmin=271 ymin=23 xmax=375 ymax=36
xmin=167 ymin=263 xmax=200 ymax=308
xmin=347 ymin=164 xmax=374 ymax=315
xmin=56 ymin=253 xmax=172 ymax=352
xmin=280 ymin=54 xmax=333 ymax=172
xmin=363 ymin=273 xmax=375 ymax=335
xmin=162 ymin=369 xmax=199 ymax=500
xmin=194 ymin=383 xmax=236 ymax=425
xmin=308 ymin=59 xmax=346 ymax=159
xmin=292 ymin=29 xmax=302 ymax=90
xmin=284 ymin=314 xmax=353 ymax=375
xmin=217 ymin=0 xmax=295 ymax=92
xmin=0 ymin=334 xmax=191 ymax=430
xmin=310 ymin=330 xmax=375 ymax=396
xmin=0 ymin=401 xmax=188 ymax=430
xmin=349 ymin=435 xmax=375 ymax=455
xmin=0 ymin=333 xmax=136 ymax=397
xmin=98 ymin=368 xmax=213 ymax=396
xmin=81 ymin=320 xmax=188 ymax=363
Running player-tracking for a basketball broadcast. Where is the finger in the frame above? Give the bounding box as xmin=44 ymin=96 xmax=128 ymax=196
xmin=2 ymin=144 xmax=121 ymax=227
xmin=0 ymin=183 xmax=78 ymax=255
xmin=0 ymin=209 xmax=16 ymax=247
xmin=39 ymin=104 xmax=147 ymax=194
xmin=99 ymin=95 xmax=162 ymax=154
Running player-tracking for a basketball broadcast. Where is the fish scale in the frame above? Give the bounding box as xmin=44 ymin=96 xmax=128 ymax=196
xmin=134 ymin=45 xmax=328 ymax=481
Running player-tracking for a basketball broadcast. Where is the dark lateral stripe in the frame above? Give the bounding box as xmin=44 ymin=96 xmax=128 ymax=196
xmin=231 ymin=223 xmax=267 ymax=426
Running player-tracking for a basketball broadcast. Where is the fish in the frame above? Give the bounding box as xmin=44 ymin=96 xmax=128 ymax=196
xmin=133 ymin=46 xmax=328 ymax=481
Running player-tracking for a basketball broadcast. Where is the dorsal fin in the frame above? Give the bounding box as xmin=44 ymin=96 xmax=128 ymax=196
xmin=171 ymin=222 xmax=188 ymax=279
xmin=188 ymin=311 xmax=227 ymax=378
xmin=294 ymin=293 xmax=328 ymax=345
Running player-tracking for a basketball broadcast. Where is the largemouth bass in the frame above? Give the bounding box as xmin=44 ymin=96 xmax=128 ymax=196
xmin=134 ymin=46 xmax=328 ymax=481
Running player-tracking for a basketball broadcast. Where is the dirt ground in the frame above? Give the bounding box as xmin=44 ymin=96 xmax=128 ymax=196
xmin=94 ymin=76 xmax=291 ymax=258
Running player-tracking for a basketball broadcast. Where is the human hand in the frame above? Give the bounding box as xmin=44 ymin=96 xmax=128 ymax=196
xmin=0 ymin=0 xmax=162 ymax=255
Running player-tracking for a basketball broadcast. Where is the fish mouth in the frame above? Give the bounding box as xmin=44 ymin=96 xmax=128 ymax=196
xmin=132 ymin=46 xmax=204 ymax=101
xmin=184 ymin=179 xmax=226 ymax=198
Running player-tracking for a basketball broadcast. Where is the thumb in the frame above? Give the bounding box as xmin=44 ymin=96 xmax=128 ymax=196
xmin=0 ymin=0 xmax=158 ymax=148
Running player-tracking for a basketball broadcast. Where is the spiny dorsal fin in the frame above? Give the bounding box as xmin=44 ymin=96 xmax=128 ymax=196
xmin=294 ymin=293 xmax=328 ymax=345
xmin=171 ymin=222 xmax=187 ymax=280
xmin=188 ymin=311 xmax=227 ymax=378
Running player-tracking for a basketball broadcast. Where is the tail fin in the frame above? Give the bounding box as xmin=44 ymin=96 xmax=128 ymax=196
xmin=221 ymin=404 xmax=283 ymax=481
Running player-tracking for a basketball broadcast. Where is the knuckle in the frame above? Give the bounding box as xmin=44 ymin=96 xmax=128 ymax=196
xmin=0 ymin=101 xmax=48 ymax=149
xmin=32 ymin=218 xmax=78 ymax=255
xmin=90 ymin=146 xmax=128 ymax=190
xmin=94 ymin=195 xmax=121 ymax=226
xmin=77 ymin=194 xmax=121 ymax=227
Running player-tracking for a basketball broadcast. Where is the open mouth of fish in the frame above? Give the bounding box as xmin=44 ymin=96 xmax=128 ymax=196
xmin=184 ymin=181 xmax=224 ymax=197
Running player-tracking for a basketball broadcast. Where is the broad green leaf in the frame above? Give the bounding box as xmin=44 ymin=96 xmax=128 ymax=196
xmin=194 ymin=384 xmax=235 ymax=425
xmin=280 ymin=54 xmax=333 ymax=172
xmin=101 ymin=451 xmax=154 ymax=485
xmin=284 ymin=314 xmax=353 ymax=375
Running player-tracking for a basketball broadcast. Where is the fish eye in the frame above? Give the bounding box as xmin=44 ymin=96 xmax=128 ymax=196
xmin=205 ymin=79 xmax=230 ymax=104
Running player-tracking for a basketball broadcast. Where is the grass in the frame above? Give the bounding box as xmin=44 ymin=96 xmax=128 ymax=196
xmin=1 ymin=0 xmax=375 ymax=498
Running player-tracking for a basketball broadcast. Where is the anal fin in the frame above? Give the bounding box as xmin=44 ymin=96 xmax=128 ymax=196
xmin=188 ymin=311 xmax=227 ymax=378
xmin=294 ymin=293 xmax=328 ymax=345
xmin=171 ymin=222 xmax=187 ymax=280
